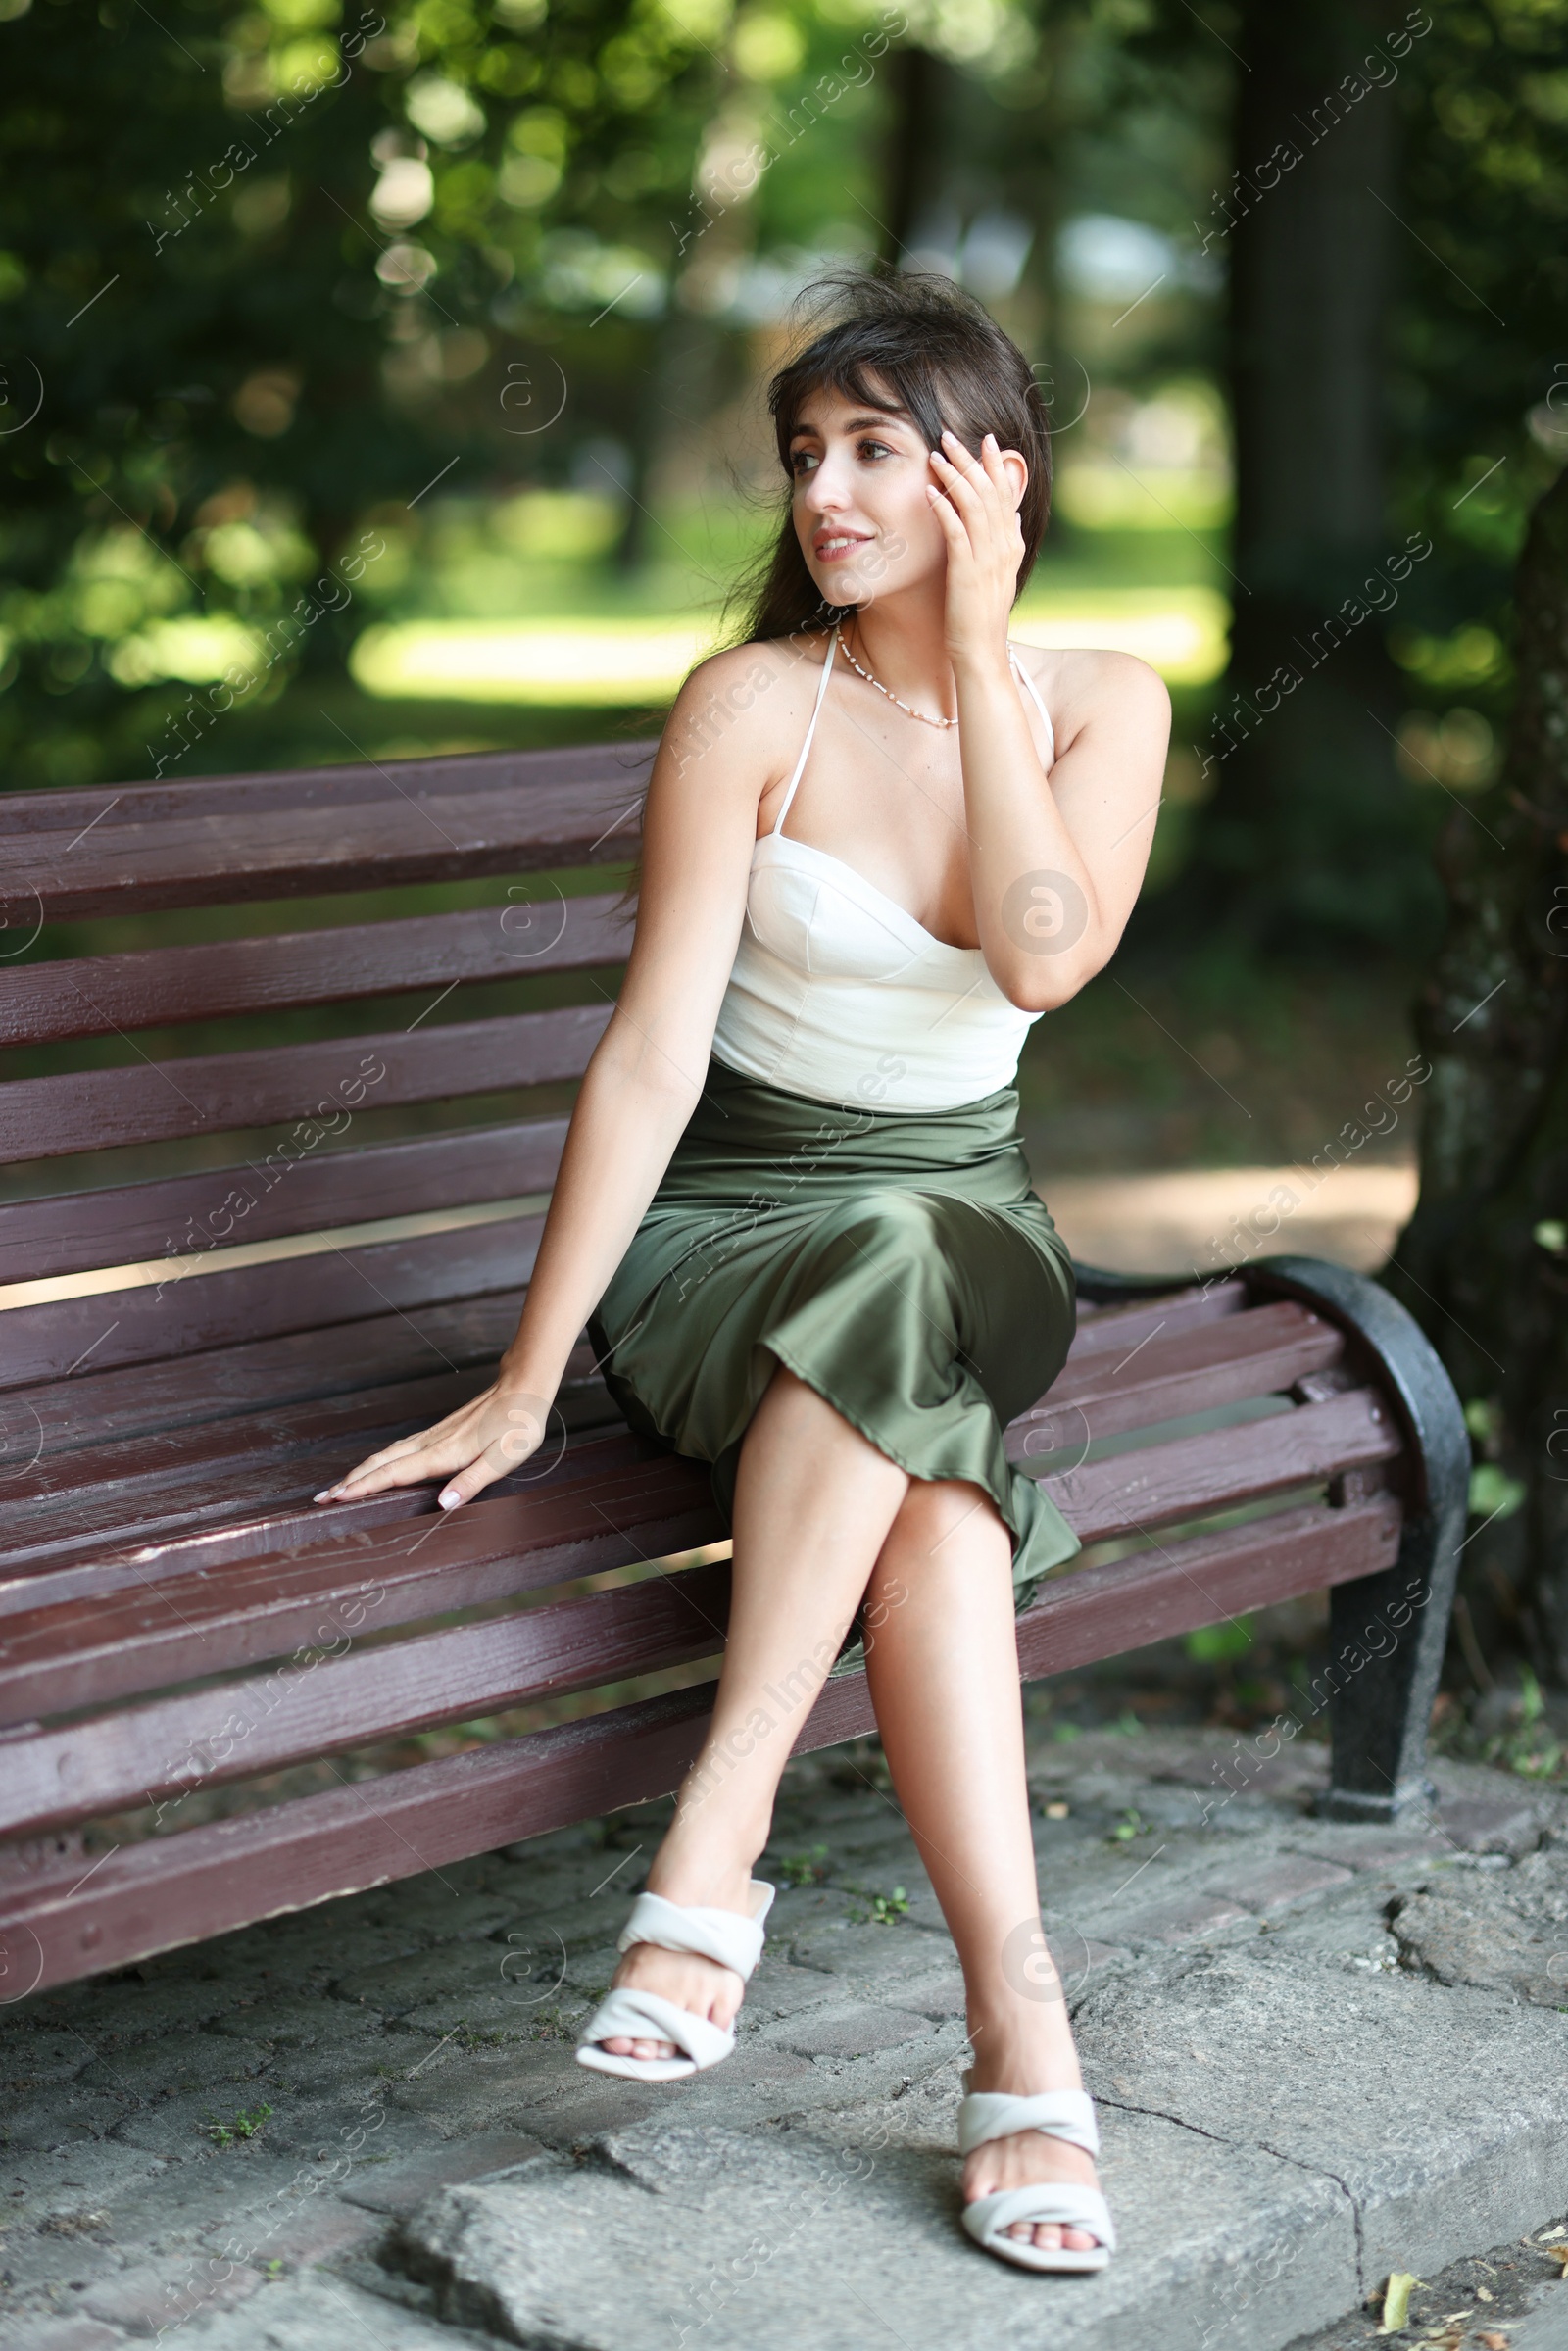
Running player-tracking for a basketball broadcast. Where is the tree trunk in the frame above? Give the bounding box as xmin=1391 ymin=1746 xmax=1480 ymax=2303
xmin=1176 ymin=0 xmax=1434 ymax=953
xmin=882 ymin=45 xmax=946 ymax=264
xmin=1385 ymin=464 xmax=1568 ymax=1680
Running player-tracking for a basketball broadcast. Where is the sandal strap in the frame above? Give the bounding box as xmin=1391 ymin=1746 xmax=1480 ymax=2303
xmin=958 ymin=2087 xmax=1100 ymax=2157
xmin=615 ymin=1881 xmax=774 ymax=1981
xmin=577 ymin=1984 xmax=735 ymax=2070
xmin=962 ymin=2182 xmax=1115 ymax=2253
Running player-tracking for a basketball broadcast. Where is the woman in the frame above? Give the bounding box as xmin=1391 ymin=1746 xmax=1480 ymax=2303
xmin=318 ymin=271 xmax=1169 ymax=2275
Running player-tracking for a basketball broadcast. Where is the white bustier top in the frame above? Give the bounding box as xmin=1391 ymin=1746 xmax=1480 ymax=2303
xmin=710 ymin=626 xmax=1055 ymax=1114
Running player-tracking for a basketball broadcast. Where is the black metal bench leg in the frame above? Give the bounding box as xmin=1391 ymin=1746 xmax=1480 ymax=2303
xmin=1318 ymin=1504 xmax=1465 ymax=1818
xmin=1249 ymin=1256 xmax=1471 ymax=1823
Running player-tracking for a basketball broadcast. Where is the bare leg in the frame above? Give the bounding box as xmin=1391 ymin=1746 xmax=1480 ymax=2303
xmin=861 ymin=1479 xmax=1102 ymax=2255
xmin=593 ymin=1362 xmax=908 ymax=2062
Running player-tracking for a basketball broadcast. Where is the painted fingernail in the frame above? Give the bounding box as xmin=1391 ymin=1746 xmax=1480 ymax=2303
xmin=438 ymin=1490 xmax=461 ymax=1510
xmin=315 ymin=1490 xmax=335 ymax=1503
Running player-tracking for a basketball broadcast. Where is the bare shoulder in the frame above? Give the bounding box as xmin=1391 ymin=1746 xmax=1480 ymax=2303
xmin=1013 ymin=642 xmax=1169 ymax=738
xmin=660 ymin=630 xmax=830 ymax=792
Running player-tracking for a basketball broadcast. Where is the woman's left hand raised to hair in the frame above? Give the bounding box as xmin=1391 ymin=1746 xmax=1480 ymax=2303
xmin=927 ymin=427 xmax=1028 ymax=672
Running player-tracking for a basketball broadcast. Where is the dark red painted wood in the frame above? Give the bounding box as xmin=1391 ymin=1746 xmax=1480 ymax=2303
xmin=0 ymin=1293 xmax=528 ymax=1458
xmin=1061 ymin=1279 xmax=1246 ymax=1357
xmin=0 ymin=1561 xmax=735 ymax=1837
xmin=1035 ymin=1385 xmax=1400 ymax=1534
xmin=0 ymin=1448 xmax=721 ymax=1724
xmin=0 ymin=744 xmax=655 ymax=920
xmin=1010 ymin=1299 xmax=1343 ymax=1449
xmin=0 ymin=1302 xmax=1343 ymax=1575
xmin=0 ymin=1211 xmax=546 ymax=1391
xmin=0 ymin=1685 xmax=717 ymax=1994
xmin=2 ymin=898 xmax=634 ymax=1048
xmin=0 ymin=1004 xmax=610 ymax=1162
xmin=0 ymin=1495 xmax=1398 ymax=1992
xmin=0 ymin=1123 xmax=568 ymax=1286
xmin=1013 ymin=1494 xmax=1403 ymax=1680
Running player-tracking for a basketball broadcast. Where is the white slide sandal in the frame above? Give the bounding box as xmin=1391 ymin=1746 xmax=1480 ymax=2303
xmin=958 ymin=2081 xmax=1115 ymax=2274
xmin=574 ymin=1880 xmax=776 ymax=2082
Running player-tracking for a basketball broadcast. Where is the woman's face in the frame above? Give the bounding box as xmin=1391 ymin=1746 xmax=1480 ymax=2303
xmin=787 ymin=381 xmax=956 ymax=611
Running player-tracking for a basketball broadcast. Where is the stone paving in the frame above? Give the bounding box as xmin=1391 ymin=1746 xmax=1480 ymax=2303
xmin=3 ymin=1723 xmax=1566 ymax=2351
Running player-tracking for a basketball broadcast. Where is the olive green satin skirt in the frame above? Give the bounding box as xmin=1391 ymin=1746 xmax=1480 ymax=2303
xmin=586 ymin=1053 xmax=1081 ymax=1673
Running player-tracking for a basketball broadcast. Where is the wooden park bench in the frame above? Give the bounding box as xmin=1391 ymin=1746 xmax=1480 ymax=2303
xmin=0 ymin=744 xmax=1469 ymax=1999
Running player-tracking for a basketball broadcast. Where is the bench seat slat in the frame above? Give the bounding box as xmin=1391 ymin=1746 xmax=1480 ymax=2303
xmin=0 ymin=1123 xmax=568 ymax=1286
xmin=0 ymin=1301 xmax=1368 ymax=1577
xmin=0 ymin=1445 xmax=719 ymax=1722
xmin=1012 ymin=1300 xmax=1343 ymax=1448
xmin=0 ymin=1378 xmax=641 ymax=1578
xmin=0 ymin=1561 xmax=736 ymax=1837
xmin=0 ymin=1496 xmax=1401 ymax=1992
xmin=1 ymin=900 xmax=633 ymax=1048
xmin=1057 ymin=1278 xmax=1246 ymax=1355
xmin=0 ymin=1004 xmax=610 ymax=1163
xmin=0 ymin=746 xmax=656 ymax=920
xmin=1039 ymin=1384 xmax=1400 ymax=1532
xmin=0 ymin=1385 xmax=1404 ymax=1724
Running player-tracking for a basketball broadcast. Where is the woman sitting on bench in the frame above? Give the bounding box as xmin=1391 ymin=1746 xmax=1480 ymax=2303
xmin=319 ymin=269 xmax=1170 ymax=2277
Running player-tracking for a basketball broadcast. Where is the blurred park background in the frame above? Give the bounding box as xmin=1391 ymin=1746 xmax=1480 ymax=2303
xmin=2 ymin=0 xmax=1566 ymax=1731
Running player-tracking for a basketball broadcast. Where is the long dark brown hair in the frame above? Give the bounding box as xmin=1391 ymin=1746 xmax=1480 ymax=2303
xmin=736 ymin=267 xmax=1053 ymax=642
xmin=612 ymin=269 xmax=1051 ymax=914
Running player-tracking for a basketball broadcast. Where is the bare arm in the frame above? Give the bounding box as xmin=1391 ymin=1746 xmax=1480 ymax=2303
xmin=929 ymin=428 xmax=1171 ymax=1013
xmin=317 ymin=641 xmax=794 ymax=1508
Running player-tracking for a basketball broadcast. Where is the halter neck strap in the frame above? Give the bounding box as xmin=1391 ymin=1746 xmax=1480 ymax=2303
xmin=770 ymin=625 xmax=839 ymax=839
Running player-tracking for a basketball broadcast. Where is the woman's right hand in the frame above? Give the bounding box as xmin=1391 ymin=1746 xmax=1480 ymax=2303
xmin=315 ymin=1379 xmax=557 ymax=1512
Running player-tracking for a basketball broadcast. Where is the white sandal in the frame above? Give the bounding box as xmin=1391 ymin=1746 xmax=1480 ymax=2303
xmin=958 ymin=2078 xmax=1115 ymax=2274
xmin=574 ymin=1880 xmax=776 ymax=2082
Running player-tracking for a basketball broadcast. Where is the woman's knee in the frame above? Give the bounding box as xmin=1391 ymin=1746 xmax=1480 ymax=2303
xmin=873 ymin=1477 xmax=1009 ymax=1582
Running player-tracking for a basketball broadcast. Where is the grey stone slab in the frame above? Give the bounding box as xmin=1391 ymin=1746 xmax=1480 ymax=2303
xmin=1076 ymin=1943 xmax=1568 ymax=2287
xmin=756 ymin=2002 xmax=933 ymax=2062
xmin=1513 ymin=2278 xmax=1568 ymax=2351
xmin=1202 ymin=1855 xmax=1355 ymax=1915
xmin=329 ymin=1942 xmax=519 ymax=2018
xmin=1392 ymin=1883 xmax=1568 ymax=2009
xmin=6 ymin=2320 xmax=126 ymax=2351
xmin=209 ymin=1999 xmax=385 ymax=2050
xmin=159 ymin=2267 xmax=497 ymax=2349
xmin=1430 ymin=1788 xmax=1552 ymax=1858
xmin=194 ymin=2191 xmax=384 ymax=2272
xmin=734 ymin=1957 xmax=862 ymax=2028
xmin=337 ymin=2134 xmax=551 ymax=2218
xmin=108 ymin=2092 xmax=285 ymax=2164
xmin=393 ymin=2107 xmax=1355 ymax=2351
xmin=1280 ymin=1823 xmax=1450 ymax=1875
xmin=0 ymin=2033 xmax=98 ymax=2093
xmin=1107 ymin=1891 xmax=1259 ymax=1946
xmin=81 ymin=2256 xmax=267 ymax=2337
xmin=3 ymin=2090 xmax=134 ymax=2152
xmin=24 ymin=1981 xmax=256 ymax=2044
xmin=778 ymin=1917 xmax=954 ymax=1981
xmin=0 ymin=2139 xmax=170 ymax=2227
xmin=877 ymin=1966 xmax=968 ymax=2020
xmin=77 ymin=2036 xmax=271 ymax=2098
xmin=1259 ymin=1885 xmax=1405 ymax=1973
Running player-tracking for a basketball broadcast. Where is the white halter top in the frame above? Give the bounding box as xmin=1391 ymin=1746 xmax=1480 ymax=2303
xmin=710 ymin=627 xmax=1055 ymax=1113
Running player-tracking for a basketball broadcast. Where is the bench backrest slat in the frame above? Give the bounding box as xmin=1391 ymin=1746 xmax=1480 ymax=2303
xmin=1 ymin=898 xmax=634 ymax=1047
xmin=0 ymin=1119 xmax=568 ymax=1283
xmin=0 ymin=1210 xmax=544 ymax=1388
xmin=0 ymin=1004 xmax=612 ymax=1161
xmin=1 ymin=745 xmax=656 ymax=918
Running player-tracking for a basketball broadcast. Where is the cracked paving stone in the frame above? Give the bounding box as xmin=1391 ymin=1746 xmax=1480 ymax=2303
xmin=1392 ymin=1884 xmax=1568 ymax=2008
xmin=755 ymin=2001 xmax=934 ymax=2061
xmin=1074 ymin=1940 xmax=1568 ymax=2286
xmin=390 ymin=2108 xmax=1355 ymax=2351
